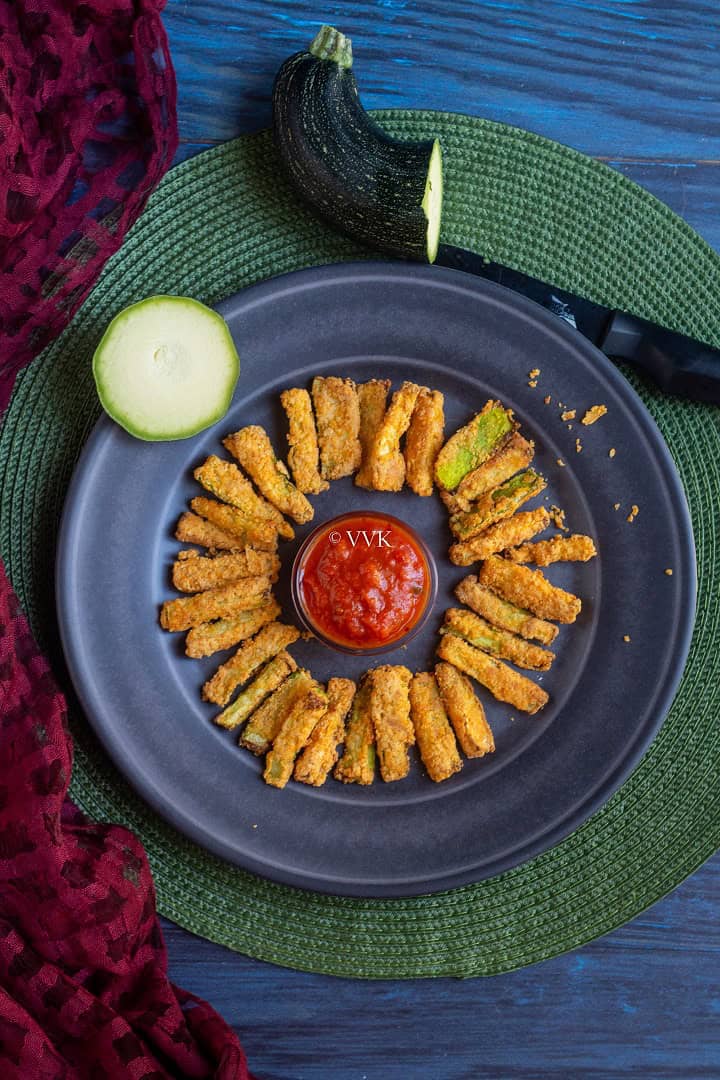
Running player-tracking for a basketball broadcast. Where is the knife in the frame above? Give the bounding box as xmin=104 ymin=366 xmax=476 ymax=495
xmin=436 ymin=245 xmax=720 ymax=404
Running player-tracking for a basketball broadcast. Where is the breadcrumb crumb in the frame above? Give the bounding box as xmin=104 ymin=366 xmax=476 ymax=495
xmin=544 ymin=395 xmax=552 ymax=405
xmin=575 ymin=438 xmax=582 ymax=453
xmin=613 ymin=502 xmax=620 ymax=511
xmin=581 ymin=405 xmax=607 ymax=425
xmin=561 ymin=410 xmax=576 ymax=421
xmin=549 ymin=505 xmax=568 ymax=532
xmin=556 ymin=458 xmax=566 ymax=467
xmin=623 ymin=635 xmax=631 ymax=643
xmin=665 ymin=568 xmax=673 ymax=576
xmin=528 ymin=380 xmax=538 ymax=388
xmin=627 ymin=504 xmax=639 ymax=523
xmin=529 ymin=368 xmax=540 ymax=379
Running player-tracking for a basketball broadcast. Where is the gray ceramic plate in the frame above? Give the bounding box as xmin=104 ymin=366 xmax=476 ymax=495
xmin=56 ymin=262 xmax=696 ymax=897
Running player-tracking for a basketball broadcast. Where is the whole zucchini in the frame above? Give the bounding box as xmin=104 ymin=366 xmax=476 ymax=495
xmin=272 ymin=24 xmax=443 ymax=263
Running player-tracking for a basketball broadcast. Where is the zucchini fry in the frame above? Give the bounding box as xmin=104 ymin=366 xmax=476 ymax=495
xmin=409 ymin=672 xmax=462 ymax=782
xmin=160 ymin=577 xmax=272 ymax=632
xmin=264 ymin=686 xmax=329 ymax=789
xmin=404 ymin=388 xmax=445 ymax=496
xmin=294 ymin=677 xmax=356 ymax=786
xmin=355 ymin=378 xmax=391 ymax=489
xmin=437 ymin=635 xmax=548 ymax=715
xmin=449 ymin=507 xmax=550 ymax=566
xmin=441 ymin=608 xmax=554 ymax=671
xmin=435 ymin=661 xmax=495 ymax=758
xmin=190 ymin=497 xmax=279 ymax=552
xmin=172 ymin=549 xmax=280 ymax=593
xmin=434 ymin=399 xmax=516 ymax=491
xmin=479 ymin=555 xmax=582 ymax=624
xmin=280 ymin=387 xmax=329 ymax=494
xmin=202 ymin=622 xmax=301 ymax=706
xmin=370 ymin=381 xmax=423 ymax=491
xmin=334 ymin=678 xmax=376 ymax=785
xmin=449 ymin=470 xmax=546 ymax=540
xmin=175 ymin=511 xmax=243 ymax=552
xmin=455 ymin=575 xmax=558 ymax=645
xmin=240 ymin=670 xmax=314 ymax=754
xmin=454 ymin=432 xmax=534 ymax=510
xmin=311 ymin=376 xmax=361 ymax=480
xmin=213 ymin=652 xmax=297 ymax=730
xmin=185 ymin=601 xmax=281 ymax=658
xmin=193 ymin=455 xmax=293 ymax=539
xmin=223 ymin=426 xmax=314 ymax=524
xmin=369 ymin=665 xmax=414 ymax=782
xmin=506 ymin=534 xmax=597 ymax=566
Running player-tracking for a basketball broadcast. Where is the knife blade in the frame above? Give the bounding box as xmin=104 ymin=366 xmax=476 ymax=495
xmin=436 ymin=245 xmax=720 ymax=404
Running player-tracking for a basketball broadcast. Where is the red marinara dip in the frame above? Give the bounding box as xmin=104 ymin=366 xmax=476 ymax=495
xmin=293 ymin=512 xmax=435 ymax=652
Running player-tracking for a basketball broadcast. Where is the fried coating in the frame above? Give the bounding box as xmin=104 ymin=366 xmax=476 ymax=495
xmin=453 ymin=432 xmax=534 ymax=511
xmin=159 ymin=577 xmax=272 ymax=632
xmin=172 ymin=549 xmax=280 ymax=593
xmin=334 ymin=678 xmax=375 ymax=785
xmin=437 ymin=635 xmax=548 ymax=715
xmin=223 ymin=426 xmax=314 ymax=524
xmin=240 ymin=670 xmax=315 ymax=755
xmin=370 ymin=381 xmax=423 ymax=491
xmin=185 ymin=601 xmax=281 ymax=658
xmin=193 ymin=455 xmax=293 ymax=539
xmin=479 ymin=555 xmax=582 ymax=624
xmin=355 ymin=379 xmax=391 ymax=489
xmin=311 ymin=376 xmax=361 ymax=480
xmin=434 ymin=400 xmax=516 ymax=490
xmin=190 ymin=497 xmax=279 ymax=552
xmin=449 ymin=470 xmax=546 ymax=540
xmin=202 ymin=622 xmax=301 ymax=706
xmin=175 ymin=511 xmax=244 ymax=552
xmin=280 ymin=387 xmax=329 ymax=494
xmin=449 ymin=507 xmax=550 ymax=566
xmin=404 ymin=389 xmax=445 ymax=496
xmin=506 ymin=534 xmax=597 ymax=566
xmin=213 ymin=652 xmax=297 ymax=730
xmin=455 ymin=576 xmax=558 ymax=645
xmin=442 ymin=608 xmax=554 ymax=671
xmin=409 ymin=672 xmax=462 ymax=782
xmin=368 ymin=665 xmax=414 ymax=782
xmin=435 ymin=662 xmax=494 ymax=758
xmin=264 ymin=686 xmax=329 ymax=789
xmin=294 ymin=677 xmax=356 ymax=786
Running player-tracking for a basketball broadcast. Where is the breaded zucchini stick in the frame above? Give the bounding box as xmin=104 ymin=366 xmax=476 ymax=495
xmin=355 ymin=379 xmax=391 ymax=489
xmin=479 ymin=555 xmax=582 ymax=624
xmin=202 ymin=622 xmax=301 ymax=706
xmin=441 ymin=608 xmax=554 ymax=671
xmin=172 ymin=549 xmax=280 ymax=593
xmin=160 ymin=577 xmax=272 ymax=632
xmin=293 ymin=677 xmax=356 ymax=786
xmin=368 ymin=665 xmax=414 ymax=782
xmin=193 ymin=455 xmax=293 ymax=539
xmin=240 ymin=670 xmax=315 ymax=754
xmin=190 ymin=497 xmax=279 ymax=552
xmin=223 ymin=426 xmax=314 ymax=524
xmin=449 ymin=506 xmax=550 ymax=566
xmin=437 ymin=635 xmax=549 ymax=715
xmin=175 ymin=511 xmax=243 ymax=552
xmin=404 ymin=388 xmax=445 ymax=496
xmin=434 ymin=400 xmax=516 ymax=490
xmin=334 ymin=678 xmax=376 ymax=785
xmin=449 ymin=470 xmax=546 ymax=540
xmin=311 ymin=376 xmax=361 ymax=480
xmin=280 ymin=387 xmax=329 ymax=494
xmin=409 ymin=672 xmax=462 ymax=782
xmin=435 ymin=662 xmax=495 ymax=758
xmin=213 ymin=652 xmax=297 ymax=729
xmin=264 ymin=686 xmax=329 ymax=789
xmin=455 ymin=575 xmax=558 ymax=645
xmin=185 ymin=601 xmax=281 ymax=658
xmin=506 ymin=534 xmax=597 ymax=566
xmin=370 ymin=381 xmax=423 ymax=491
xmin=454 ymin=432 xmax=535 ymax=510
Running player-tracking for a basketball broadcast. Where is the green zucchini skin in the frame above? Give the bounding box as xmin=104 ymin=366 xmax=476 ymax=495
xmin=272 ymin=31 xmax=441 ymax=262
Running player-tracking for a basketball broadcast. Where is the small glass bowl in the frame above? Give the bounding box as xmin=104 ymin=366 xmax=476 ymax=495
xmin=291 ymin=510 xmax=438 ymax=656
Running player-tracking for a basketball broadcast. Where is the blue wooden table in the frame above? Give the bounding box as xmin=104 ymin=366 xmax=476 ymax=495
xmin=159 ymin=3 xmax=720 ymax=1077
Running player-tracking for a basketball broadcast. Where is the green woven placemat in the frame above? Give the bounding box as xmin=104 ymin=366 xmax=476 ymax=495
xmin=1 ymin=111 xmax=719 ymax=978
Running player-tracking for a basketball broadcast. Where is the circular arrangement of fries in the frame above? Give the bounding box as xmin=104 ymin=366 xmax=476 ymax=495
xmin=159 ymin=377 xmax=598 ymax=789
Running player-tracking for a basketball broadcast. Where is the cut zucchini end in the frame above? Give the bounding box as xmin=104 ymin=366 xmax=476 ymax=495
xmin=422 ymin=139 xmax=443 ymax=264
xmin=93 ymin=295 xmax=240 ymax=442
